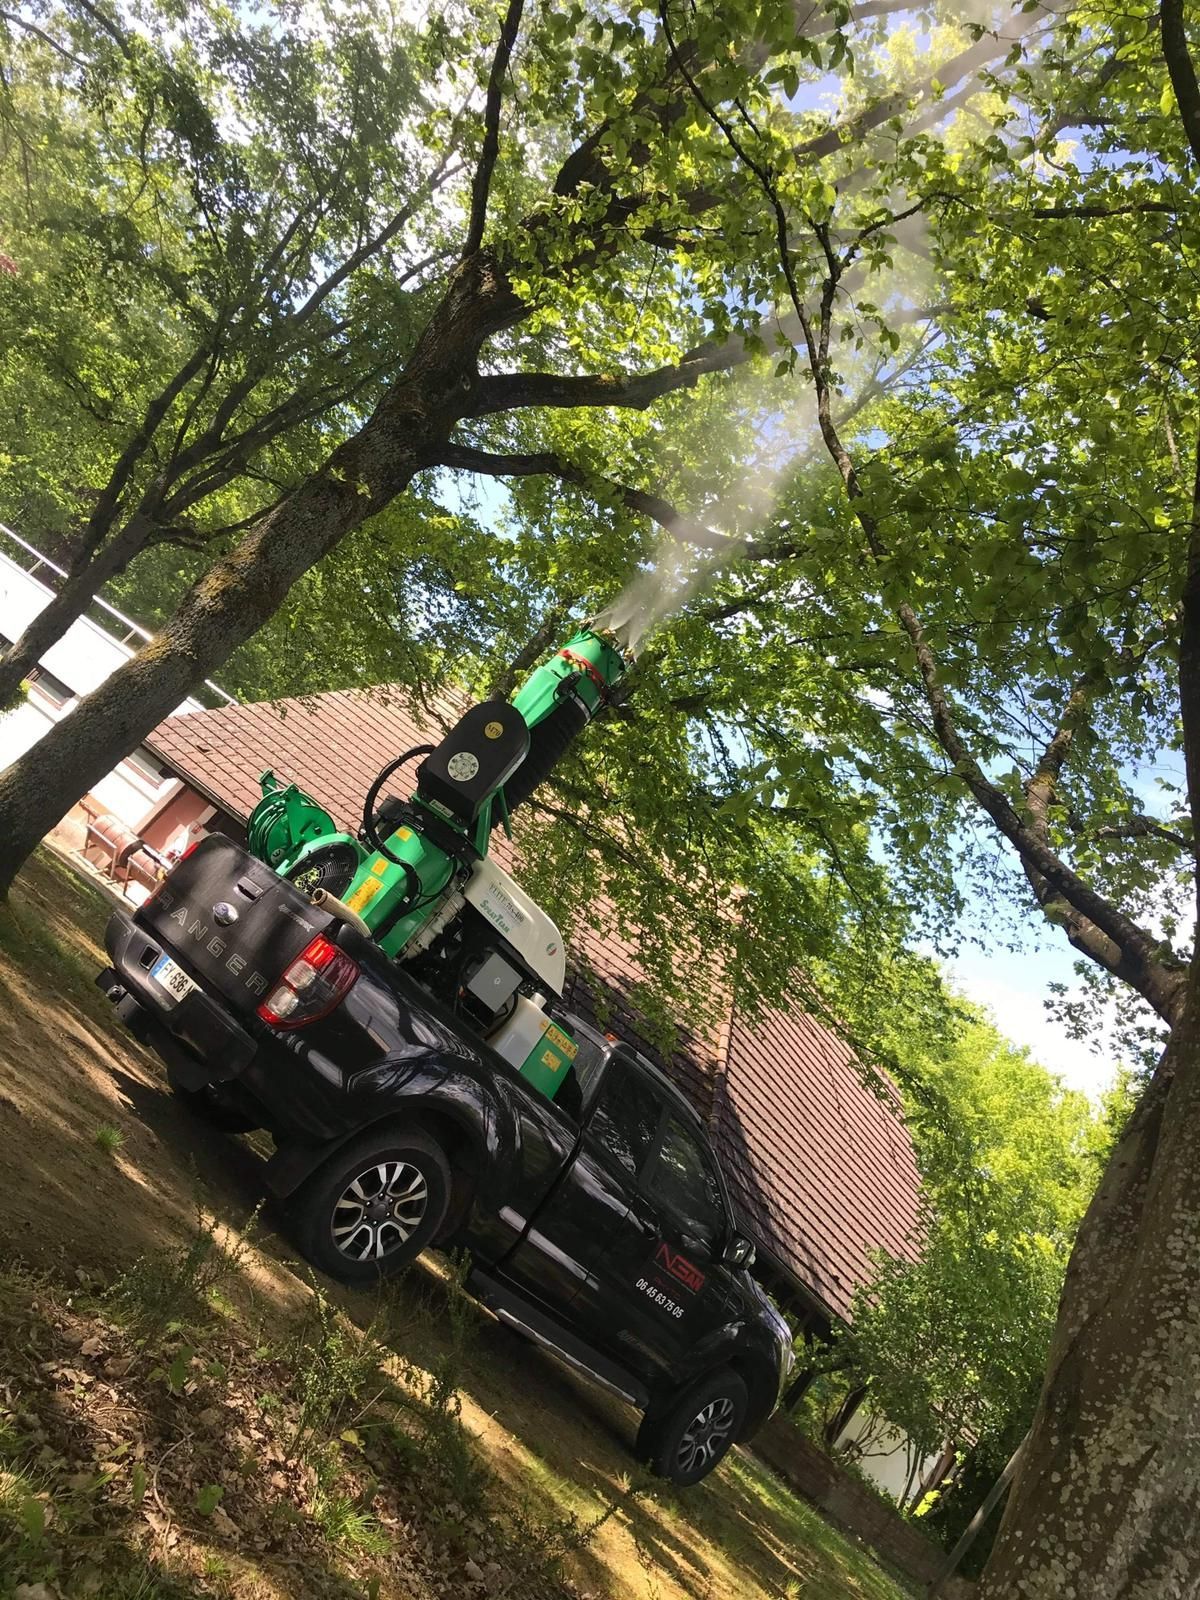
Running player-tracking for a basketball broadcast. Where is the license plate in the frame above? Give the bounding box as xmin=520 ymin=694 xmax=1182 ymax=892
xmin=150 ymin=954 xmax=197 ymax=1006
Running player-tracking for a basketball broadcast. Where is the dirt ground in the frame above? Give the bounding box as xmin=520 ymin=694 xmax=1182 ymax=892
xmin=0 ymin=849 xmax=909 ymax=1600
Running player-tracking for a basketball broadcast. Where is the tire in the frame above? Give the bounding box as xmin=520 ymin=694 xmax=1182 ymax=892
xmin=637 ymin=1368 xmax=748 ymax=1487
xmin=288 ymin=1128 xmax=451 ymax=1285
xmin=164 ymin=1061 xmax=261 ymax=1133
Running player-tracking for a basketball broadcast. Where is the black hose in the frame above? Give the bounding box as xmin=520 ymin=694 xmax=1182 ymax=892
xmin=360 ymin=744 xmax=435 ymax=861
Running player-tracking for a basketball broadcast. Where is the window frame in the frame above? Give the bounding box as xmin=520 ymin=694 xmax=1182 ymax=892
xmin=584 ymin=1048 xmax=734 ymax=1256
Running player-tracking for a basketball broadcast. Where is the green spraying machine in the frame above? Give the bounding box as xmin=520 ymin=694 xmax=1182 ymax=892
xmin=243 ymin=627 xmax=630 ymax=1099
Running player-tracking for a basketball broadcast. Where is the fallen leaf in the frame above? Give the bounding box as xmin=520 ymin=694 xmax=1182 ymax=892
xmin=464 ymin=1558 xmax=485 ymax=1583
xmin=79 ymin=1337 xmax=104 ymax=1358
xmin=15 ymin=1581 xmax=56 ymax=1600
xmin=212 ymin=1505 xmax=240 ymax=1539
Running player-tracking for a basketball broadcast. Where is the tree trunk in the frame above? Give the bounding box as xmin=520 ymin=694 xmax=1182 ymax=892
xmin=0 ymin=395 xmax=443 ymax=894
xmin=978 ymin=986 xmax=1200 ymax=1598
xmin=0 ymin=517 xmax=153 ymax=706
xmin=0 ymin=251 xmax=520 ymax=895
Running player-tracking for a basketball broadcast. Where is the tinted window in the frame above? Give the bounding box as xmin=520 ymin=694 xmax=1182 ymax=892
xmin=648 ymin=1116 xmax=726 ymax=1251
xmin=550 ymin=1022 xmax=608 ymax=1123
xmin=587 ymin=1061 xmax=663 ymax=1177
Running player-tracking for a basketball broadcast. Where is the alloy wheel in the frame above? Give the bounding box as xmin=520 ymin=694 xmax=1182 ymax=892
xmin=676 ymin=1395 xmax=737 ymax=1476
xmin=331 ymin=1160 xmax=429 ymax=1262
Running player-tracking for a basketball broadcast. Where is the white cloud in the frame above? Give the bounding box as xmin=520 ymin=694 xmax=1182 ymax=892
xmin=946 ymin=959 xmax=1119 ymax=1100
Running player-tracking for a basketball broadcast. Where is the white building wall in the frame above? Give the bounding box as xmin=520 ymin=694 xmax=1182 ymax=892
xmin=834 ymin=1405 xmax=946 ymax=1506
xmin=0 ymin=539 xmax=217 ymax=834
xmin=0 ymin=688 xmax=59 ymax=771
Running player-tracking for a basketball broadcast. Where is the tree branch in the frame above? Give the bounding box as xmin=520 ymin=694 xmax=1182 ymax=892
xmin=1162 ymin=0 xmax=1200 ymax=165
xmin=437 ymin=443 xmax=735 ymax=550
xmin=488 ymin=604 xmax=574 ymax=699
xmin=794 ymin=32 xmax=1018 ymax=163
xmin=1014 ymin=673 xmax=1162 ymax=979
xmin=1087 ymin=818 xmax=1192 ymax=852
xmin=1023 ymin=201 xmax=1178 ymax=220
xmin=462 ymin=0 xmax=525 ymax=259
xmin=0 ymin=9 xmax=88 ymax=68
xmin=470 ymin=329 xmax=763 ymax=416
xmin=76 ymin=343 xmax=212 ymax=565
xmin=1177 ymin=423 xmax=1200 ymax=886
xmin=659 ymin=0 xmax=808 ymax=329
xmin=789 ymin=233 xmax=1187 ymax=1023
xmin=71 ymin=0 xmax=133 ymax=58
xmin=1022 ymin=673 xmax=1100 ymax=841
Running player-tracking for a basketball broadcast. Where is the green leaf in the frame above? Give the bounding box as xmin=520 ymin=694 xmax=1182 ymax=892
xmin=195 ymin=1483 xmax=224 ymax=1516
xmin=21 ymin=1495 xmax=45 ymax=1542
xmin=166 ymin=1347 xmax=193 ymax=1394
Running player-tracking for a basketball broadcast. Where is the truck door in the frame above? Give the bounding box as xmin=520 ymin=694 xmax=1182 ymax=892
xmin=622 ymin=1109 xmax=736 ymax=1374
xmin=504 ymin=1054 xmax=733 ymax=1386
xmin=500 ymin=1053 xmax=663 ymax=1348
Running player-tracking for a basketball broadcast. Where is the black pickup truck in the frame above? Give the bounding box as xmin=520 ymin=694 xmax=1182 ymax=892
xmin=98 ymin=835 xmax=792 ymax=1485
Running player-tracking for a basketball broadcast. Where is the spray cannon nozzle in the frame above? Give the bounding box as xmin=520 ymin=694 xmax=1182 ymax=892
xmin=583 ymin=616 xmax=638 ymax=662
xmin=509 ymin=625 xmax=629 ymax=730
xmin=496 ymin=624 xmax=629 ymax=815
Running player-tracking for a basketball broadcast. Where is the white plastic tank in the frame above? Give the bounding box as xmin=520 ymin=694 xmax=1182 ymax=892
xmin=488 ymin=992 xmax=551 ymax=1070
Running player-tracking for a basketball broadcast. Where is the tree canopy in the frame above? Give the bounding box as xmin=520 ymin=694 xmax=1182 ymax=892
xmin=2 ymin=1 xmax=1200 ymax=1589
xmin=842 ymin=1008 xmax=1115 ymax=1470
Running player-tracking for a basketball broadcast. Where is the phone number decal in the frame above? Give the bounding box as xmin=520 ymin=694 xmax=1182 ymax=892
xmin=636 ymin=1276 xmax=686 ymax=1319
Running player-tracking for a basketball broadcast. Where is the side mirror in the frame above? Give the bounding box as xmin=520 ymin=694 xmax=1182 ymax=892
xmin=723 ymin=1234 xmax=756 ymax=1269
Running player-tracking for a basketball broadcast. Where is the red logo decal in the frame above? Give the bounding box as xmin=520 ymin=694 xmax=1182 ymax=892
xmin=655 ymin=1244 xmax=705 ymax=1294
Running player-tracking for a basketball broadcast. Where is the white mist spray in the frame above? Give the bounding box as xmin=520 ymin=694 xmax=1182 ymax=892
xmin=599 ymin=0 xmax=1056 ymax=651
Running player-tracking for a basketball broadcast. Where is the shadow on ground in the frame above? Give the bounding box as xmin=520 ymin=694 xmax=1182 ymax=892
xmin=0 ymin=849 xmax=909 ymax=1600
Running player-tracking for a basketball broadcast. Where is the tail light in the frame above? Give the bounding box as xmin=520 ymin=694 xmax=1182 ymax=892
xmin=257 ymin=934 xmax=359 ymax=1030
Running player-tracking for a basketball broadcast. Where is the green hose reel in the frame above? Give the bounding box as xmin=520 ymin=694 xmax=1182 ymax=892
xmin=247 ymin=771 xmax=341 ymax=868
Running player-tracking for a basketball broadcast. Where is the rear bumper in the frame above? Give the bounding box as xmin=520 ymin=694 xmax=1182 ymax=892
xmin=100 ymin=911 xmax=357 ymax=1160
xmin=101 ymin=910 xmax=257 ymax=1081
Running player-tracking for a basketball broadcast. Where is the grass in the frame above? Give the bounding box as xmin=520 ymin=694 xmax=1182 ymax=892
xmin=0 ymin=847 xmax=916 ymax=1600
xmin=95 ymin=1122 xmax=126 ymax=1154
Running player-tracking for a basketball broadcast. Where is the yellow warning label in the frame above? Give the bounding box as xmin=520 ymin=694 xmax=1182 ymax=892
xmin=371 ymin=856 xmax=390 ymax=876
xmin=541 ymin=1049 xmax=565 ymax=1072
xmin=347 ymin=877 xmax=384 ymax=913
xmin=484 ymin=720 xmax=504 ymax=739
xmin=543 ymin=1023 xmax=578 ymax=1061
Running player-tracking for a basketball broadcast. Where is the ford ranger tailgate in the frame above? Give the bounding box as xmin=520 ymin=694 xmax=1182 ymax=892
xmin=137 ymin=834 xmax=334 ymax=1014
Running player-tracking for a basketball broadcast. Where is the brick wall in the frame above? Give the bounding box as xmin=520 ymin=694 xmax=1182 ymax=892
xmin=751 ymin=1418 xmax=975 ymax=1599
